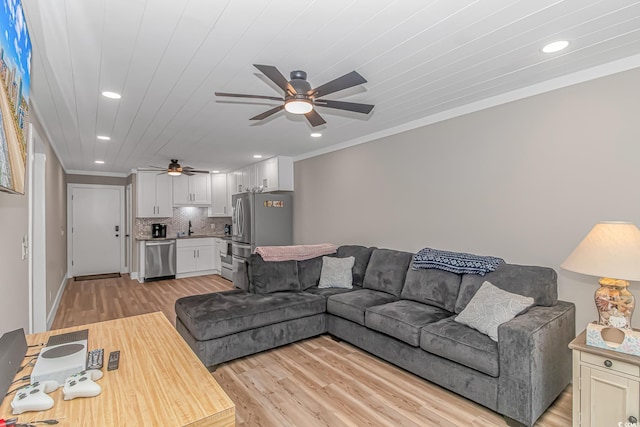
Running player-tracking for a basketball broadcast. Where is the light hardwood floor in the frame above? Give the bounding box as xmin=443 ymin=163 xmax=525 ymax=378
xmin=52 ymin=274 xmax=572 ymax=426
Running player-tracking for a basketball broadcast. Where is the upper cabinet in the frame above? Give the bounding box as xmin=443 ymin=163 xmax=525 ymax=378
xmin=226 ymin=171 xmax=236 ymax=208
xmin=137 ymin=172 xmax=173 ymax=218
xmin=229 ymin=156 xmax=293 ymax=195
xmin=234 ymin=166 xmax=255 ymax=194
xmin=173 ymin=174 xmax=211 ymax=205
xmin=208 ymin=173 xmax=229 ymax=217
xmin=256 ymin=156 xmax=293 ymax=192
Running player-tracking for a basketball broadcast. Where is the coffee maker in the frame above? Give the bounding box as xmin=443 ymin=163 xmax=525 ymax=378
xmin=151 ymin=223 xmax=167 ymax=238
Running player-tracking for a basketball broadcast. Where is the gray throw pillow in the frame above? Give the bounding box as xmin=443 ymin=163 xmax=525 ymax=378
xmin=454 ymin=281 xmax=534 ymax=341
xmin=318 ymin=256 xmax=355 ymax=289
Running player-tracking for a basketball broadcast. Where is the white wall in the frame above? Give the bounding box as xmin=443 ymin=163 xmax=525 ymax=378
xmin=294 ymin=67 xmax=640 ymax=333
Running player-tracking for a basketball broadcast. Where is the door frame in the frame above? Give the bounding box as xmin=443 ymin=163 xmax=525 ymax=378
xmin=67 ymin=183 xmax=125 ymax=276
xmin=27 ymin=123 xmax=48 ymax=333
xmin=126 ymin=183 xmax=132 ymax=274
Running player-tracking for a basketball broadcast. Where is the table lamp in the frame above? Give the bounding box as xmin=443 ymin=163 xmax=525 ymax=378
xmin=561 ymin=221 xmax=640 ymax=329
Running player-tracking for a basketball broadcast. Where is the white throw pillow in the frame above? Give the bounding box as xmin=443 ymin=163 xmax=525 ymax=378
xmin=454 ymin=281 xmax=534 ymax=341
xmin=318 ymin=256 xmax=355 ymax=289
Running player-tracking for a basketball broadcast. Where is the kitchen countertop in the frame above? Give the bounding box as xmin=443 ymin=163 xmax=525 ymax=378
xmin=136 ymin=234 xmax=232 ymax=241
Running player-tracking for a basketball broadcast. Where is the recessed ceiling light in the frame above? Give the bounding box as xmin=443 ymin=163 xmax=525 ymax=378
xmin=95 ymin=160 xmax=105 ymax=164
xmin=542 ymin=40 xmax=569 ymax=53
xmin=211 ymin=170 xmax=220 ymax=174
xmin=97 ymin=135 xmax=111 ymax=140
xmin=253 ymin=154 xmax=263 ymax=159
xmin=101 ymin=91 xmax=121 ymax=99
xmin=310 ymin=132 xmax=322 ymax=138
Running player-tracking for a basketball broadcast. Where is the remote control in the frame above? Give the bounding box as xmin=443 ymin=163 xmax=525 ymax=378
xmin=87 ymin=348 xmax=104 ymax=370
xmin=107 ymin=350 xmax=120 ymax=371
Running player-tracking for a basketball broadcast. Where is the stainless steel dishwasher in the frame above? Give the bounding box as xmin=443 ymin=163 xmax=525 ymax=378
xmin=145 ymin=240 xmax=176 ymax=281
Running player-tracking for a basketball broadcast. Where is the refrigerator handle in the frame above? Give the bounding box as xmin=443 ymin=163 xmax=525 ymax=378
xmin=232 ymin=197 xmax=239 ymax=235
xmin=233 ymin=198 xmax=238 ymax=236
xmin=236 ymin=198 xmax=240 ymax=236
xmin=238 ymin=198 xmax=244 ymax=237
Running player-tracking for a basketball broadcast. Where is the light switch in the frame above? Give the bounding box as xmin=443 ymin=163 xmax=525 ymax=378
xmin=21 ymin=234 xmax=28 ymax=260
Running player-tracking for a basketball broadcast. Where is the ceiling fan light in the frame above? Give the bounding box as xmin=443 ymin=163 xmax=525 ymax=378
xmin=167 ymin=170 xmax=181 ymax=176
xmin=284 ymin=99 xmax=313 ymax=115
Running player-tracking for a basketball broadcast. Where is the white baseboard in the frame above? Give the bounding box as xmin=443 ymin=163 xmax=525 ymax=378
xmin=130 ymin=271 xmax=138 ymax=281
xmin=176 ymin=269 xmax=220 ymax=279
xmin=46 ymin=273 xmax=69 ymax=330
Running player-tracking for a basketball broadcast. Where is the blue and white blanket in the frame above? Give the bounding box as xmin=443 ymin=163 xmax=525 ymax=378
xmin=412 ymin=247 xmax=505 ymax=276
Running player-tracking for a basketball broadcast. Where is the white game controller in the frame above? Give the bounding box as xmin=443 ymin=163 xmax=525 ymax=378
xmin=11 ymin=380 xmax=59 ymax=414
xmin=62 ymin=369 xmax=103 ymax=400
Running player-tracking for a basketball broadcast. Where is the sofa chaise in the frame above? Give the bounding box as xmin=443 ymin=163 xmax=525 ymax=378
xmin=175 ymin=245 xmax=575 ymax=427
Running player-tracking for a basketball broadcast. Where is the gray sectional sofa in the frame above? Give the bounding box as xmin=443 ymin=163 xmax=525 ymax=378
xmin=175 ymin=245 xmax=575 ymax=427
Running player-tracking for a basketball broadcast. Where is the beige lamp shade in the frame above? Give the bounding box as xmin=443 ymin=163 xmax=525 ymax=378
xmin=561 ymin=221 xmax=640 ymax=281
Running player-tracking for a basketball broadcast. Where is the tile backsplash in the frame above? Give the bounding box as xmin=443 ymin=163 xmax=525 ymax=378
xmin=135 ymin=207 xmax=231 ymax=238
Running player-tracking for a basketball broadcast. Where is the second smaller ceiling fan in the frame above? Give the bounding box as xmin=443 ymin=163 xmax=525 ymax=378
xmin=146 ymin=159 xmax=208 ymax=176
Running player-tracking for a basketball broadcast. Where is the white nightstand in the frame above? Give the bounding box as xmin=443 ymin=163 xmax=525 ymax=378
xmin=569 ymin=329 xmax=640 ymax=427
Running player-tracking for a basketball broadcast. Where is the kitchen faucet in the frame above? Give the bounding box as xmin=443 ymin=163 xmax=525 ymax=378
xmin=188 ymin=220 xmax=193 ymax=236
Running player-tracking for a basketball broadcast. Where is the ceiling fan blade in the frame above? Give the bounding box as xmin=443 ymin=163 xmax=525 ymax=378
xmin=183 ymin=171 xmax=195 ymax=176
xmin=215 ymin=92 xmax=284 ymax=102
xmin=253 ymin=64 xmax=296 ymax=95
xmin=250 ymin=105 xmax=284 ymax=121
xmin=305 ymin=109 xmax=326 ymax=127
xmin=183 ymin=167 xmax=209 ymax=174
xmin=308 ymin=71 xmax=367 ymax=98
xmin=314 ymin=99 xmax=374 ymax=114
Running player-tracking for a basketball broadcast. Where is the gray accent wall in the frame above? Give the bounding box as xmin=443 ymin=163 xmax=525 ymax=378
xmin=0 ymin=114 xmax=67 ymax=336
xmin=0 ymin=184 xmax=29 ymax=334
xmin=293 ymin=67 xmax=640 ymax=333
xmin=40 ymin=119 xmax=67 ymax=317
xmin=67 ymin=174 xmax=126 ymax=186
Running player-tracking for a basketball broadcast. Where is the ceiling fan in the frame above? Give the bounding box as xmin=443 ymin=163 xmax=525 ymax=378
xmin=215 ymin=64 xmax=374 ymax=127
xmin=146 ymin=159 xmax=208 ymax=176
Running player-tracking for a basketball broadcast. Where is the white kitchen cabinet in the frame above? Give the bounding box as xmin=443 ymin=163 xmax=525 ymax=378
xmin=173 ymin=174 xmax=211 ymax=205
xmin=176 ymin=238 xmax=216 ymax=277
xmin=570 ymin=329 xmax=640 ymax=427
xmin=226 ymin=172 xmax=237 ymax=200
xmin=255 ymin=158 xmax=274 ymax=191
xmin=136 ymin=171 xmax=173 ymax=218
xmin=255 ymin=156 xmax=293 ymax=192
xmin=229 ymin=156 xmax=294 ymax=195
xmin=231 ymin=169 xmax=243 ymax=194
xmin=234 ymin=166 xmax=255 ymax=193
xmin=208 ymin=173 xmax=229 ymax=217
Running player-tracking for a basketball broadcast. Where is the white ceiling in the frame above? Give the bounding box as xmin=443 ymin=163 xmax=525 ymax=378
xmin=22 ymin=0 xmax=640 ymax=175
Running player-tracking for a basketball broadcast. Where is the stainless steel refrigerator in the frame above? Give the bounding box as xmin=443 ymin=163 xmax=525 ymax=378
xmin=231 ymin=192 xmax=293 ymax=289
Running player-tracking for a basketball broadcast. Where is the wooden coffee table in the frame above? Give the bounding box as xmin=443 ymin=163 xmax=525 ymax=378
xmin=0 ymin=312 xmax=235 ymax=426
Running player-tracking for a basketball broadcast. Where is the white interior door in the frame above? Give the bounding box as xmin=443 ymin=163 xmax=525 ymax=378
xmin=71 ymin=186 xmax=122 ymax=276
